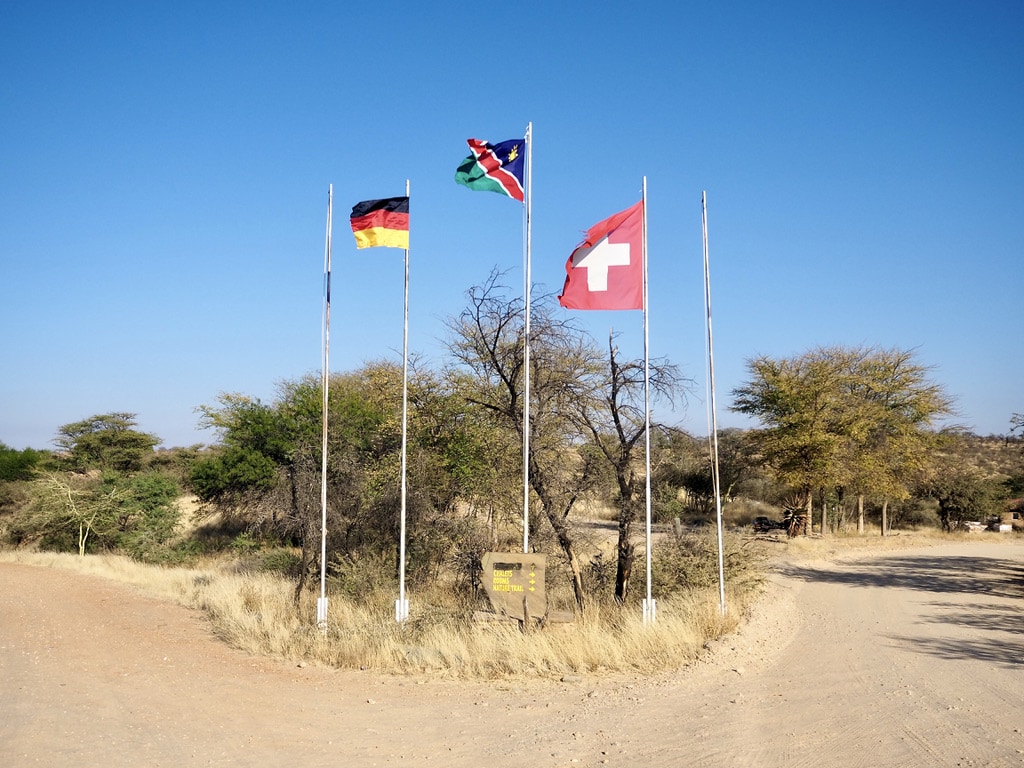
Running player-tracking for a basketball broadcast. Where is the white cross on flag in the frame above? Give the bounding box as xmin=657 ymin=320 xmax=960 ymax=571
xmin=558 ymin=200 xmax=644 ymax=310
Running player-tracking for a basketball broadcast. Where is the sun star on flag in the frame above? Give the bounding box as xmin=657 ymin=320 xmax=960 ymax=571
xmin=454 ymin=137 xmax=526 ymax=201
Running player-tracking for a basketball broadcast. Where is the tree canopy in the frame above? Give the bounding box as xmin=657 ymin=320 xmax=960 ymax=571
xmin=731 ymin=346 xmax=955 ymax=531
xmin=55 ymin=413 xmax=160 ymax=473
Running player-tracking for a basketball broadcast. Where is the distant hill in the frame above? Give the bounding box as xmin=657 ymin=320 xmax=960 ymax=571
xmin=950 ymin=434 xmax=1024 ymax=481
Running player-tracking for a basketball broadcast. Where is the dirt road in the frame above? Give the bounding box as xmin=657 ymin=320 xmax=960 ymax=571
xmin=2 ymin=540 xmax=1022 ymax=767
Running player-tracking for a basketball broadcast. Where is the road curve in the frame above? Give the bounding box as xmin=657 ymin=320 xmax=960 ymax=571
xmin=1 ymin=540 xmax=1022 ymax=767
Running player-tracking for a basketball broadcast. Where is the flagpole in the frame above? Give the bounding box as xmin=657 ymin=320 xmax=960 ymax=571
xmin=703 ymin=191 xmax=727 ymax=617
xmin=641 ymin=177 xmax=656 ymax=625
xmin=317 ymin=185 xmax=332 ymax=630
xmin=522 ymin=122 xmax=533 ymax=554
xmin=396 ymin=179 xmax=411 ymax=623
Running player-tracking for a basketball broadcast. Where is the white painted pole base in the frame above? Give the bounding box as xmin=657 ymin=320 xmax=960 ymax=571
xmin=395 ymin=599 xmax=409 ymax=623
xmin=642 ymin=598 xmax=657 ymax=625
xmin=316 ymin=596 xmax=328 ymax=631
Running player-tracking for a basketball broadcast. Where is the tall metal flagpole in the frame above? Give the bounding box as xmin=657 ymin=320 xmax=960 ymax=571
xmin=396 ymin=180 xmax=411 ymax=622
xmin=522 ymin=122 xmax=533 ymax=554
xmin=703 ymin=191 xmax=727 ymax=616
xmin=317 ymin=185 xmax=332 ymax=630
xmin=641 ymin=177 xmax=656 ymax=625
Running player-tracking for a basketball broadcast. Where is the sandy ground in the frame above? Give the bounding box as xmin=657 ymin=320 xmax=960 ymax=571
xmin=1 ymin=539 xmax=1022 ymax=768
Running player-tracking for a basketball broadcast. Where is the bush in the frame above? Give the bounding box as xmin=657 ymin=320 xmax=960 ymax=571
xmin=258 ymin=548 xmax=303 ymax=575
xmin=5 ymin=470 xmax=181 ymax=557
xmin=327 ymin=551 xmax=400 ymax=603
xmin=0 ymin=444 xmax=46 ymax=481
xmin=652 ymin=528 xmax=764 ymax=598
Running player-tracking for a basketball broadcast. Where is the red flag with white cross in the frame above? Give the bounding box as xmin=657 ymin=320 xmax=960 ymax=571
xmin=558 ymin=200 xmax=644 ymax=311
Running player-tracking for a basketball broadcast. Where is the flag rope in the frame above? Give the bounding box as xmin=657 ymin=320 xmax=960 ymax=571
xmin=317 ymin=185 xmax=332 ymax=630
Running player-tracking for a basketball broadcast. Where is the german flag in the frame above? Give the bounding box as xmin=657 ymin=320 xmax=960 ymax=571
xmin=349 ymin=197 xmax=409 ymax=249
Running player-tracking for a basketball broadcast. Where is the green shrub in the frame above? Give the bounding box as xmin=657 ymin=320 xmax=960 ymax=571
xmin=652 ymin=528 xmax=764 ymax=597
xmin=258 ymin=548 xmax=302 ymax=575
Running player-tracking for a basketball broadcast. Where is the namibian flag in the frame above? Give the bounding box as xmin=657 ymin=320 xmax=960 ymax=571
xmin=454 ymin=138 xmax=525 ymax=201
xmin=349 ymin=197 xmax=410 ymax=249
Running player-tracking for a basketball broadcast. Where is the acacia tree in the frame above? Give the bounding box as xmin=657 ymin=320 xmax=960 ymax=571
xmin=194 ymin=385 xmax=333 ymax=599
xmin=29 ymin=472 xmax=123 ymax=555
xmin=445 ymin=272 xmax=600 ymax=610
xmin=732 ymin=346 xmax=954 ymax=535
xmin=13 ymin=469 xmax=177 ymax=557
xmin=55 ymin=413 xmax=159 ymax=472
xmin=571 ymin=333 xmax=685 ymax=602
xmin=197 ymin=379 xmax=387 ymax=592
xmin=9 ymin=415 xmax=179 ymax=556
xmin=731 ymin=348 xmax=854 ymax=533
xmin=842 ymin=349 xmax=954 ymax=534
xmin=924 ymin=461 xmax=997 ymax=531
xmin=446 ymin=273 xmax=689 ymax=606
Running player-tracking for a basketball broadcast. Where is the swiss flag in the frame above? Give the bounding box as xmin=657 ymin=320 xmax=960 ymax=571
xmin=558 ymin=200 xmax=644 ymax=310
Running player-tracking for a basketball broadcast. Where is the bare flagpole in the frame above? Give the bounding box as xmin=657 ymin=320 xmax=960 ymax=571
xmin=396 ymin=180 xmax=411 ymax=623
xmin=317 ymin=185 xmax=332 ymax=630
xmin=702 ymin=191 xmax=727 ymax=616
xmin=641 ymin=176 xmax=656 ymax=625
xmin=522 ymin=122 xmax=533 ymax=554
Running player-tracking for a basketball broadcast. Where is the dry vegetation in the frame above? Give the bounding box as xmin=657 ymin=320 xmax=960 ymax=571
xmin=955 ymin=434 xmax=1024 ymax=477
xmin=0 ymin=540 xmax=753 ymax=680
xmin=9 ymin=521 xmax=1011 ymax=680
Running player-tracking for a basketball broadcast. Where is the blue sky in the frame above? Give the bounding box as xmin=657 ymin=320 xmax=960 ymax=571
xmin=2 ymin=1 xmax=1021 ymax=450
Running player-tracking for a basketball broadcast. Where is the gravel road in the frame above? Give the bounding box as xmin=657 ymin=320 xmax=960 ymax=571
xmin=2 ymin=540 xmax=1021 ymax=767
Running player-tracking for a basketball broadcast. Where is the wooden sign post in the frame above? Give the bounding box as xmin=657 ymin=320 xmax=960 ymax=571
xmin=480 ymin=552 xmax=546 ymax=622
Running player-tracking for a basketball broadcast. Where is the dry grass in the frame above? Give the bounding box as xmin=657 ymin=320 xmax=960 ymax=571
xmin=9 ymin=529 xmax=999 ymax=679
xmin=0 ymin=548 xmax=744 ymax=679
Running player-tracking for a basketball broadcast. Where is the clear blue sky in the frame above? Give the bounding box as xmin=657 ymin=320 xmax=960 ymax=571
xmin=2 ymin=1 xmax=1021 ymax=450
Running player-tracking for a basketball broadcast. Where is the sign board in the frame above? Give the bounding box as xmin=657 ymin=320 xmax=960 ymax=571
xmin=481 ymin=552 xmax=546 ymax=620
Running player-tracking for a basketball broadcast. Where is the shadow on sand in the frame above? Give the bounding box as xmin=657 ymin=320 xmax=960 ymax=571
xmin=777 ymin=550 xmax=1024 ymax=668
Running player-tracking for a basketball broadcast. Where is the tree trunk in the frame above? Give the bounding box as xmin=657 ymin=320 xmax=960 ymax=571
xmin=833 ymin=487 xmax=846 ymax=535
xmin=78 ymin=511 xmax=98 ymax=557
xmin=548 ymin=511 xmax=586 ymax=610
xmin=294 ymin=536 xmax=314 ymax=606
xmin=857 ymin=494 xmax=865 ymax=535
xmin=529 ymin=463 xmax=586 ymax=611
xmin=613 ymin=475 xmax=639 ymax=602
xmin=290 ymin=465 xmax=315 ymax=607
xmin=880 ymin=498 xmax=889 ymax=537
xmin=614 ymin=528 xmax=634 ymax=602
